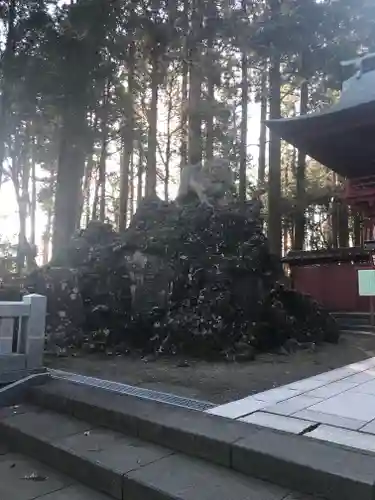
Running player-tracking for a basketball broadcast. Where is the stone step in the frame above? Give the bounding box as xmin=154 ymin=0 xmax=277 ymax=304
xmin=332 ymin=312 xmax=375 ymax=335
xmin=338 ymin=324 xmax=375 ymax=336
xmin=338 ymin=322 xmax=373 ymax=329
xmin=333 ymin=312 xmax=371 ymax=325
xmin=340 ymin=329 xmax=375 ymax=336
xmin=338 ymin=322 xmax=375 ymax=333
xmin=0 ymin=442 xmax=111 ymax=500
xmin=0 ymin=402 xmax=299 ymax=500
xmin=17 ymin=378 xmax=375 ymax=500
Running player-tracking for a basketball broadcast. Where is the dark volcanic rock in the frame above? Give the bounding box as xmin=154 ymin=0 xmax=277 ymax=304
xmin=26 ymin=221 xmax=132 ymax=350
xmin=51 ymin=220 xmax=120 ymax=268
xmin=24 ymin=267 xmax=85 ymax=350
xmin=25 ymin=198 xmax=339 ymax=359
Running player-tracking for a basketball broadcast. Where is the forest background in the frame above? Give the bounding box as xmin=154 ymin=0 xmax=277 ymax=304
xmin=0 ymin=0 xmax=373 ymax=271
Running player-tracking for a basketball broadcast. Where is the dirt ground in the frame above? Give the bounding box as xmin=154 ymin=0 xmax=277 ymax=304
xmin=46 ymin=333 xmax=375 ymax=405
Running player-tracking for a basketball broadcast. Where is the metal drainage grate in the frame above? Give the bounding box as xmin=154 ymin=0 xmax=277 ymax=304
xmin=48 ymin=369 xmax=215 ymax=412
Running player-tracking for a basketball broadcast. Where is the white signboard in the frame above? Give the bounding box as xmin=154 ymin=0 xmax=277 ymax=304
xmin=358 ymin=270 xmax=375 ymax=296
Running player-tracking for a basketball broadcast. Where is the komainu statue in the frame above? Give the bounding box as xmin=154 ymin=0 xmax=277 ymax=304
xmin=177 ymin=157 xmax=235 ymax=207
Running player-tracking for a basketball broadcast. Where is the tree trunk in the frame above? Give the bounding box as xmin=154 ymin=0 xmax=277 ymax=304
xmin=82 ymin=114 xmax=98 ymax=227
xmin=180 ymin=2 xmax=188 ymax=172
xmin=99 ymin=84 xmax=110 ymax=223
xmin=258 ymin=67 xmax=267 ymax=186
xmin=205 ymin=13 xmax=215 ymax=162
xmin=239 ymin=48 xmax=248 ymax=205
xmin=331 ymin=201 xmax=339 ymax=248
xmin=42 ymin=207 xmax=52 ymax=265
xmin=146 ymin=54 xmax=158 ymax=196
xmin=91 ymin=166 xmax=100 ymax=221
xmin=119 ymin=136 xmax=129 ymax=229
xmin=98 ymin=136 xmax=107 ymax=223
xmin=330 ymin=176 xmax=339 ymax=249
xmin=283 ymin=221 xmax=291 ymax=255
xmin=188 ymin=0 xmax=202 ymax=166
xmin=137 ymin=146 xmax=144 ymax=207
xmin=164 ymin=77 xmax=173 ymax=201
xmin=282 ymin=156 xmax=291 ymax=253
xmin=338 ymin=202 xmax=349 ymax=247
xmin=180 ymin=68 xmax=188 ymax=169
xmin=205 ymin=85 xmax=214 ymax=161
xmin=17 ymin=199 xmax=28 ymax=273
xmin=0 ymin=0 xmax=16 ymax=190
xmin=52 ymin=108 xmax=86 ymax=257
xmin=129 ymin=149 xmax=134 ymax=220
xmin=267 ymin=53 xmax=282 ymax=256
xmin=83 ymin=153 xmax=95 ymax=227
xmin=353 ymin=211 xmax=361 ymax=246
xmin=12 ymin=151 xmax=30 ymax=273
xmin=119 ymin=42 xmax=135 ymax=229
xmin=30 ymin=141 xmax=36 ymax=246
xmin=294 ymin=78 xmax=308 ymax=250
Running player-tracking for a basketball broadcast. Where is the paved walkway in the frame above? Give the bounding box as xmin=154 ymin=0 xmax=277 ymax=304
xmin=207 ymin=356 xmax=375 ymax=454
xmin=0 ymin=444 xmax=109 ymax=500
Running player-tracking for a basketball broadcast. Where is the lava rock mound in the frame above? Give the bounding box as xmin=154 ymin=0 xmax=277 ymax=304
xmin=25 ymin=221 xmax=132 ymax=351
xmin=25 ymin=198 xmax=340 ymax=359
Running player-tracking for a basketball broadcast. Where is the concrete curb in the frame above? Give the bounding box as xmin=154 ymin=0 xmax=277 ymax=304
xmin=28 ymin=379 xmax=251 ymax=467
xmin=27 ymin=379 xmax=375 ymax=500
xmin=0 ymin=370 xmax=49 ymax=407
xmin=232 ymin=427 xmax=375 ymax=500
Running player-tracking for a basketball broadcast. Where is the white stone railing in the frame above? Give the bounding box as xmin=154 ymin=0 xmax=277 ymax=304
xmin=0 ymin=294 xmax=47 ymax=369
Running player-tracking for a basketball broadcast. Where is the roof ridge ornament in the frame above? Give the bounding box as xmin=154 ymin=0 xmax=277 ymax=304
xmin=340 ymin=52 xmax=375 ymax=91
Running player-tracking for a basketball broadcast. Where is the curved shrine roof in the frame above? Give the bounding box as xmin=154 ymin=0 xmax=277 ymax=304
xmin=266 ymin=54 xmax=375 ymax=179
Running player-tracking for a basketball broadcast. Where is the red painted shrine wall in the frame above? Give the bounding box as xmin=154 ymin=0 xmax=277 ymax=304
xmin=291 ymin=263 xmax=371 ymax=312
